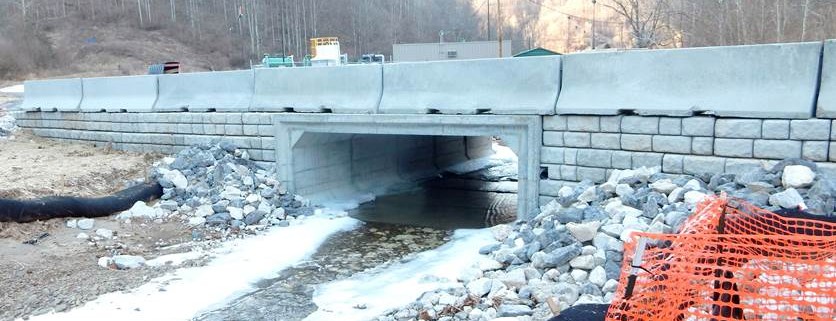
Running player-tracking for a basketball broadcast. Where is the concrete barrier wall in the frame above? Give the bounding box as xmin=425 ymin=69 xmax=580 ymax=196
xmin=557 ymin=42 xmax=822 ymax=118
xmin=21 ymin=78 xmax=83 ymax=112
xmin=80 ymin=75 xmax=158 ymax=112
xmin=379 ymin=56 xmax=561 ymax=115
xmin=155 ymin=70 xmax=253 ymax=112
xmin=250 ymin=64 xmax=382 ymax=113
xmin=818 ymin=40 xmax=836 ymax=118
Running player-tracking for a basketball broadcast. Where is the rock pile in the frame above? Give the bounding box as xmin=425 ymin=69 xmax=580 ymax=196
xmin=380 ymin=160 xmax=834 ymax=321
xmin=0 ymin=114 xmax=17 ymax=137
xmin=127 ymin=142 xmax=314 ymax=233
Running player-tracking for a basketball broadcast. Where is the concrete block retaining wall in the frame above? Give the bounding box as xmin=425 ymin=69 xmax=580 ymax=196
xmin=538 ymin=115 xmax=836 ymax=205
xmin=12 ymin=111 xmax=279 ymax=169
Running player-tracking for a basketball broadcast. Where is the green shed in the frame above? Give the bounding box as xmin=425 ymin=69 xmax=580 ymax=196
xmin=513 ymin=47 xmax=561 ymax=57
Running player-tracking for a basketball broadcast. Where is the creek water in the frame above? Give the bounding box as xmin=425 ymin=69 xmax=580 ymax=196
xmin=194 ymin=176 xmax=516 ymax=321
xmin=195 ymin=145 xmax=519 ymax=321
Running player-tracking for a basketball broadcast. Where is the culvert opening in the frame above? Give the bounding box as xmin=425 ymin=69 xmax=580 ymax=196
xmin=289 ymin=133 xmax=519 ymax=229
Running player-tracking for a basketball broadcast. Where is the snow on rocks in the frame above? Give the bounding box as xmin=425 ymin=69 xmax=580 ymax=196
xmin=95 ymin=228 xmax=114 ymax=239
xmin=76 ymin=219 xmax=95 ymax=230
xmin=0 ymin=114 xmax=17 ymax=138
xmin=380 ymin=161 xmax=835 ymax=321
xmin=98 ymin=255 xmax=146 ymax=270
xmin=116 ymin=201 xmax=168 ymax=220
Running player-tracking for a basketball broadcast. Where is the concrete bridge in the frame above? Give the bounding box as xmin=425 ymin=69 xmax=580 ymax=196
xmin=13 ymin=40 xmax=836 ymax=220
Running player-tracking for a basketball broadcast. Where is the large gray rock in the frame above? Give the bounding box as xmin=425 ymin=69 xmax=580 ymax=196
xmin=588 ymin=266 xmax=607 ymax=286
xmin=806 ymin=178 xmax=836 ymax=215
xmin=556 ymin=207 xmax=584 ymax=224
xmin=769 ymin=188 xmax=805 ymax=209
xmin=499 ymin=268 xmax=528 ymax=289
xmin=206 ymin=212 xmax=232 ymax=225
xmin=569 ymin=255 xmax=598 ymax=269
xmin=531 ymin=243 xmax=582 ymax=269
xmin=466 ymin=278 xmax=493 ymax=297
xmin=592 ymin=233 xmax=623 ymax=252
xmin=243 ymin=211 xmax=266 ymax=225
xmin=781 ymin=165 xmax=815 ymax=188
xmin=497 ymin=304 xmax=533 ymax=317
xmin=566 ymin=221 xmax=601 ymax=242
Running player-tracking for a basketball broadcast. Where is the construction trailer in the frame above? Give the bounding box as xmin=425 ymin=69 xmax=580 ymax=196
xmin=392 ymin=40 xmax=512 ymax=62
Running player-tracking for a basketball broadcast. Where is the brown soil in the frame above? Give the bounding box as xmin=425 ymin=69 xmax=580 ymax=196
xmin=0 ymin=132 xmax=156 ymax=199
xmin=0 ymin=133 xmax=199 ymax=321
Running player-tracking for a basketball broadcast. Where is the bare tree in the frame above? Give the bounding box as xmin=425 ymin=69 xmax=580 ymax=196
xmin=604 ymin=0 xmax=674 ymax=48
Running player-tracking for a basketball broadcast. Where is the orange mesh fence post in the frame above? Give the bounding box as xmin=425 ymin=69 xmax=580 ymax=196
xmin=606 ymin=195 xmax=836 ymax=321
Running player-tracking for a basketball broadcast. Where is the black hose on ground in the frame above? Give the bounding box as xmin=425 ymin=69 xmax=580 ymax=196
xmin=0 ymin=182 xmax=163 ymax=223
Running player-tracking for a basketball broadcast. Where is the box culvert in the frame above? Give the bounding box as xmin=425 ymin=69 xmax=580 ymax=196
xmin=274 ymin=114 xmax=542 ymax=225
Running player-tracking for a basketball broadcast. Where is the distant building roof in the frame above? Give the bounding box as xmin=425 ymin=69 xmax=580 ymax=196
xmin=513 ymin=47 xmax=561 ymax=57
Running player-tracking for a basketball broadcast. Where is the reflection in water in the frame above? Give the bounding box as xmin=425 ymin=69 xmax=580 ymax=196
xmin=349 ymin=178 xmax=518 ymax=229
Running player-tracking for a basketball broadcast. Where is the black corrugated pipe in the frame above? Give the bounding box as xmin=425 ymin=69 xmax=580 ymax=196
xmin=0 ymin=182 xmax=163 ymax=223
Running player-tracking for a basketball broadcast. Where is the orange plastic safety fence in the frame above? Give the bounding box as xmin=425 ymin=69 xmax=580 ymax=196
xmin=606 ymin=196 xmax=836 ymax=321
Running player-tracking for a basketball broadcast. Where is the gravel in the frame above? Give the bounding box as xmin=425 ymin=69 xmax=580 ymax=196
xmin=379 ymin=161 xmax=834 ymax=321
xmin=110 ymin=142 xmax=318 ymax=237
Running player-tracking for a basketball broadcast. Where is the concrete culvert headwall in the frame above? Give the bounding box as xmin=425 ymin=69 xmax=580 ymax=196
xmin=275 ymin=114 xmax=543 ymax=220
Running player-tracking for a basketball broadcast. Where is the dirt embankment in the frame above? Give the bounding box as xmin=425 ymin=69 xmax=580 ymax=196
xmin=28 ymin=21 xmax=231 ymax=81
xmin=0 ymin=134 xmax=155 ymax=200
xmin=0 ymin=132 xmax=195 ymax=320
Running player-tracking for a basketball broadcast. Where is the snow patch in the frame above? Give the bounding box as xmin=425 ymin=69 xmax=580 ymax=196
xmin=145 ymin=251 xmax=208 ymax=268
xmin=115 ymin=201 xmax=167 ymax=220
xmin=0 ymin=84 xmax=23 ymax=95
xmin=318 ymin=193 xmax=377 ymax=211
xmin=28 ymin=214 xmax=361 ymax=321
xmin=445 ymin=143 xmax=518 ymax=175
xmin=304 ymin=228 xmax=495 ymax=321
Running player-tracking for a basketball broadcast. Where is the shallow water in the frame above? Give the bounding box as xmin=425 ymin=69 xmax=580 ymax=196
xmin=193 ymin=223 xmax=451 ymax=321
xmin=195 ymin=173 xmax=517 ymax=320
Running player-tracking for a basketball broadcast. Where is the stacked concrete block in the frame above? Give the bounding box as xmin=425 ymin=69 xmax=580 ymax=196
xmin=13 ymin=112 xmax=279 ymax=165
xmin=537 ymin=113 xmax=835 ymax=194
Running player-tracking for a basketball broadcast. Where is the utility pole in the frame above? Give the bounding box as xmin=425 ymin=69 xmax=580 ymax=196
xmin=591 ymin=0 xmax=597 ymax=49
xmin=498 ymin=0 xmax=503 ymax=57
xmin=486 ymin=0 xmax=490 ymax=41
